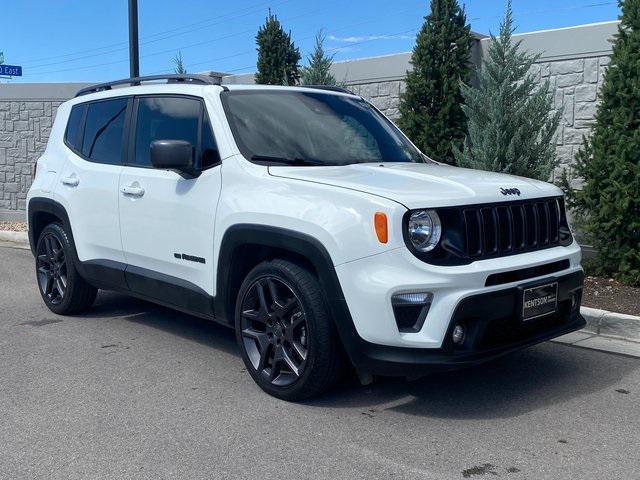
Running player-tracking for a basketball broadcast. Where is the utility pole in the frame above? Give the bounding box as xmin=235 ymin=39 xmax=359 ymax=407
xmin=128 ymin=0 xmax=140 ymax=79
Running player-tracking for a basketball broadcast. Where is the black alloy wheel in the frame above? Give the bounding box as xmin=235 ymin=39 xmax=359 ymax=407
xmin=235 ymin=259 xmax=342 ymax=400
xmin=37 ymin=233 xmax=67 ymax=305
xmin=35 ymin=223 xmax=97 ymax=315
xmin=240 ymin=276 xmax=308 ymax=386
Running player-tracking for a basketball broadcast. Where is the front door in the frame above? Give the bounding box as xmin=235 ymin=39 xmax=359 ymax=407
xmin=118 ymin=95 xmax=222 ymax=313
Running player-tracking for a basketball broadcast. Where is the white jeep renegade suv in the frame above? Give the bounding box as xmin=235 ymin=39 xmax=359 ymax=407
xmin=27 ymin=75 xmax=585 ymax=400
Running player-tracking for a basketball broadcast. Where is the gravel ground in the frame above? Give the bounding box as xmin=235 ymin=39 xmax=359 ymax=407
xmin=0 ymin=221 xmax=27 ymax=232
xmin=2 ymin=245 xmax=640 ymax=480
xmin=582 ymin=276 xmax=640 ymax=317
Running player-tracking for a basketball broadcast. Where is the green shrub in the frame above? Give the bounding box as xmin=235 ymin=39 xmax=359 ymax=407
xmin=255 ymin=12 xmax=301 ymax=86
xmin=563 ymin=0 xmax=640 ymax=286
xmin=454 ymin=0 xmax=561 ymax=181
xmin=398 ymin=0 xmax=473 ymax=164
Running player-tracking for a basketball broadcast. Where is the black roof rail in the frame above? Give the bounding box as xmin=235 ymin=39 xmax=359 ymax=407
xmin=300 ymin=85 xmax=355 ymax=95
xmin=75 ymin=74 xmax=222 ymax=97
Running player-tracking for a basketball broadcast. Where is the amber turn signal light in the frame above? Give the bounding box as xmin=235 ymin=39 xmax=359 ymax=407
xmin=374 ymin=212 xmax=388 ymax=244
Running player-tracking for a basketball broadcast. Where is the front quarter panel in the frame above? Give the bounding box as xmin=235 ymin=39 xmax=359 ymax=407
xmin=213 ymin=155 xmax=407 ymax=289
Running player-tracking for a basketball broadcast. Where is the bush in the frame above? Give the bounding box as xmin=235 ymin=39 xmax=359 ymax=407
xmin=398 ymin=0 xmax=473 ymax=164
xmin=454 ymin=0 xmax=561 ymax=181
xmin=255 ymin=12 xmax=301 ymax=86
xmin=563 ymin=0 xmax=640 ymax=286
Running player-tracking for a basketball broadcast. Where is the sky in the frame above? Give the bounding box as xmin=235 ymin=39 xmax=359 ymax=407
xmin=0 ymin=0 xmax=621 ymax=83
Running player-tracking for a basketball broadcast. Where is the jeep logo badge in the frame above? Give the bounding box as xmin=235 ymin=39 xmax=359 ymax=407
xmin=500 ymin=188 xmax=521 ymax=196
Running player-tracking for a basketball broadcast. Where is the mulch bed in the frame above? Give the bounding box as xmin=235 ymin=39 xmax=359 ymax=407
xmin=583 ymin=276 xmax=640 ymax=317
xmin=2 ymin=220 xmax=637 ymax=316
xmin=0 ymin=221 xmax=27 ymax=232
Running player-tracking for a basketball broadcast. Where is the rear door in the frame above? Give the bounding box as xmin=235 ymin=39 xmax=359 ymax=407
xmin=118 ymin=95 xmax=222 ymax=311
xmin=58 ymin=98 xmax=128 ymax=268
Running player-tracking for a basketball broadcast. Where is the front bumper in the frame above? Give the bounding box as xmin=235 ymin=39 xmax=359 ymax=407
xmin=342 ymin=270 xmax=584 ymax=376
xmin=331 ymin=243 xmax=584 ymax=376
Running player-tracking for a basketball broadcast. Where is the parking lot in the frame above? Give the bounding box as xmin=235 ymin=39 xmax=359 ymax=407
xmin=1 ymin=245 xmax=639 ymax=480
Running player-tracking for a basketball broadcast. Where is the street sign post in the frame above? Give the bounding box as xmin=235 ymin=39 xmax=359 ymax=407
xmin=0 ymin=64 xmax=22 ymax=76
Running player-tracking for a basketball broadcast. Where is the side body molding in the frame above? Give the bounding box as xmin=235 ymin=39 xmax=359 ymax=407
xmin=27 ymin=197 xmax=215 ymax=320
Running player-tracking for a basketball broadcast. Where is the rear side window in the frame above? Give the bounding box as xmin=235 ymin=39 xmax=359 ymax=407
xmin=81 ymin=98 xmax=128 ymax=165
xmin=133 ymin=96 xmax=201 ymax=167
xmin=64 ymin=104 xmax=85 ymax=151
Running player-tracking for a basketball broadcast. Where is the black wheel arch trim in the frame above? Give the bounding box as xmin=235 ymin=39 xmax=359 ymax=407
xmin=215 ymin=224 xmax=367 ymax=364
xmin=28 ymin=197 xmax=74 ymax=256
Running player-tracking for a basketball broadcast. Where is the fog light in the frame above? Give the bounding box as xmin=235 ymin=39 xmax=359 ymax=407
xmin=391 ymin=292 xmax=433 ymax=333
xmin=452 ymin=325 xmax=465 ymax=345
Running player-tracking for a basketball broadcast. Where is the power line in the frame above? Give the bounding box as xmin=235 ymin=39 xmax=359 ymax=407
xmin=149 ymin=6 xmax=424 ymax=75
xmin=18 ymin=0 xmax=291 ymax=68
xmin=22 ymin=4 xmax=330 ymax=77
xmin=20 ymin=0 xmax=618 ymax=78
xmin=176 ymin=0 xmax=617 ymax=75
xmin=469 ymin=1 xmax=617 ymax=21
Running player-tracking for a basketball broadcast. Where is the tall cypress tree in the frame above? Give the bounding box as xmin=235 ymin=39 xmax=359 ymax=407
xmin=454 ymin=1 xmax=561 ymax=181
xmin=173 ymin=50 xmax=187 ymax=74
xmin=301 ymin=30 xmax=338 ymax=86
xmin=563 ymin=0 xmax=640 ymax=285
xmin=398 ymin=0 xmax=473 ymax=164
xmin=255 ymin=12 xmax=301 ymax=86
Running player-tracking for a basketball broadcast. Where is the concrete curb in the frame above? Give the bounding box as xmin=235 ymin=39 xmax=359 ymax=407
xmin=581 ymin=306 xmax=640 ymax=342
xmin=0 ymin=230 xmax=29 ymax=245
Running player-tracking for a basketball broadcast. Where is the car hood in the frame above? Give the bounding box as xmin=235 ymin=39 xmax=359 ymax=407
xmin=268 ymin=162 xmax=562 ymax=209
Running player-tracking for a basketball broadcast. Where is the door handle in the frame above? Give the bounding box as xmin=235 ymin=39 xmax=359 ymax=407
xmin=120 ymin=185 xmax=145 ymax=197
xmin=61 ymin=175 xmax=79 ymax=187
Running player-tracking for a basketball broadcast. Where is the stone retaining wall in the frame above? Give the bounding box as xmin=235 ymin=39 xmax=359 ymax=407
xmin=0 ymin=100 xmax=61 ymax=215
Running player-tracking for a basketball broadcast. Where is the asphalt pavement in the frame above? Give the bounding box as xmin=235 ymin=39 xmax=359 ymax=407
xmin=1 ymin=245 xmax=639 ymax=480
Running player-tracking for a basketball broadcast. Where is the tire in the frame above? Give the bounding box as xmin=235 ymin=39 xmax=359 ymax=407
xmin=35 ymin=223 xmax=97 ymax=315
xmin=235 ymin=259 xmax=342 ymax=401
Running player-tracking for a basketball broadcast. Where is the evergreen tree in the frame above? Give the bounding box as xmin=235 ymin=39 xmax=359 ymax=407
xmin=173 ymin=50 xmax=187 ymax=74
xmin=454 ymin=1 xmax=561 ymax=180
xmin=255 ymin=11 xmax=301 ymax=85
xmin=398 ymin=0 xmax=473 ymax=164
xmin=563 ymin=0 xmax=640 ymax=285
xmin=301 ymin=30 xmax=338 ymax=86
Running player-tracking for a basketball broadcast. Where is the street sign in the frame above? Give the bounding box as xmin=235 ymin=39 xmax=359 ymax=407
xmin=0 ymin=64 xmax=22 ymax=76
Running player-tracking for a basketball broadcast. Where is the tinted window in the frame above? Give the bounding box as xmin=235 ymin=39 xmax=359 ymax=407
xmin=134 ymin=97 xmax=201 ymax=167
xmin=81 ymin=98 xmax=127 ymax=165
xmin=201 ymin=113 xmax=221 ymax=169
xmin=65 ymin=104 xmax=85 ymax=151
xmin=222 ymin=90 xmax=425 ymax=166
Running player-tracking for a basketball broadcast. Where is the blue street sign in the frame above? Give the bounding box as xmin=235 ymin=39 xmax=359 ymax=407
xmin=0 ymin=64 xmax=22 ymax=76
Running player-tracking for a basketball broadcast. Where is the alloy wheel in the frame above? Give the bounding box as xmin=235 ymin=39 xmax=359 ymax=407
xmin=37 ymin=234 xmax=67 ymax=305
xmin=240 ymin=277 xmax=309 ymax=387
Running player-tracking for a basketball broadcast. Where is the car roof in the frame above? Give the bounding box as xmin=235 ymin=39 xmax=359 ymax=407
xmin=66 ymin=80 xmax=358 ymax=107
xmin=223 ymin=84 xmax=358 ymax=97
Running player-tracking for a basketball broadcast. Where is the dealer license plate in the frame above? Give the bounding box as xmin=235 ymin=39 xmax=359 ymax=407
xmin=521 ymin=282 xmax=558 ymax=321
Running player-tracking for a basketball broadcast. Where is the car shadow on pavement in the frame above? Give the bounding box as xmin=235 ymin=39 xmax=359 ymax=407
xmin=84 ymin=291 xmax=238 ymax=355
xmin=308 ymin=344 xmax=639 ymax=419
xmin=85 ymin=291 xmax=638 ymax=420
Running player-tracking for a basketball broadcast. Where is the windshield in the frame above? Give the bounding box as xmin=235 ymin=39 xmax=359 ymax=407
xmin=221 ymin=90 xmax=425 ymax=166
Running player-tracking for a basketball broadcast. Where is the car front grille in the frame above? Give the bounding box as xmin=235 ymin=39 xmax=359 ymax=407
xmin=461 ymin=197 xmax=566 ymax=258
xmin=406 ymin=196 xmax=573 ymax=266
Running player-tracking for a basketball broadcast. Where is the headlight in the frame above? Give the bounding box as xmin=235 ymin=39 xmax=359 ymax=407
xmin=407 ymin=210 xmax=442 ymax=253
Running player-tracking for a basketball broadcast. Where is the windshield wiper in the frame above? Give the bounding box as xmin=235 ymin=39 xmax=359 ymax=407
xmin=250 ymin=155 xmax=331 ymax=166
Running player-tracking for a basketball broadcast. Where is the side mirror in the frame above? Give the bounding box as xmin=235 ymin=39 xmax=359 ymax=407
xmin=150 ymin=140 xmax=199 ymax=178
